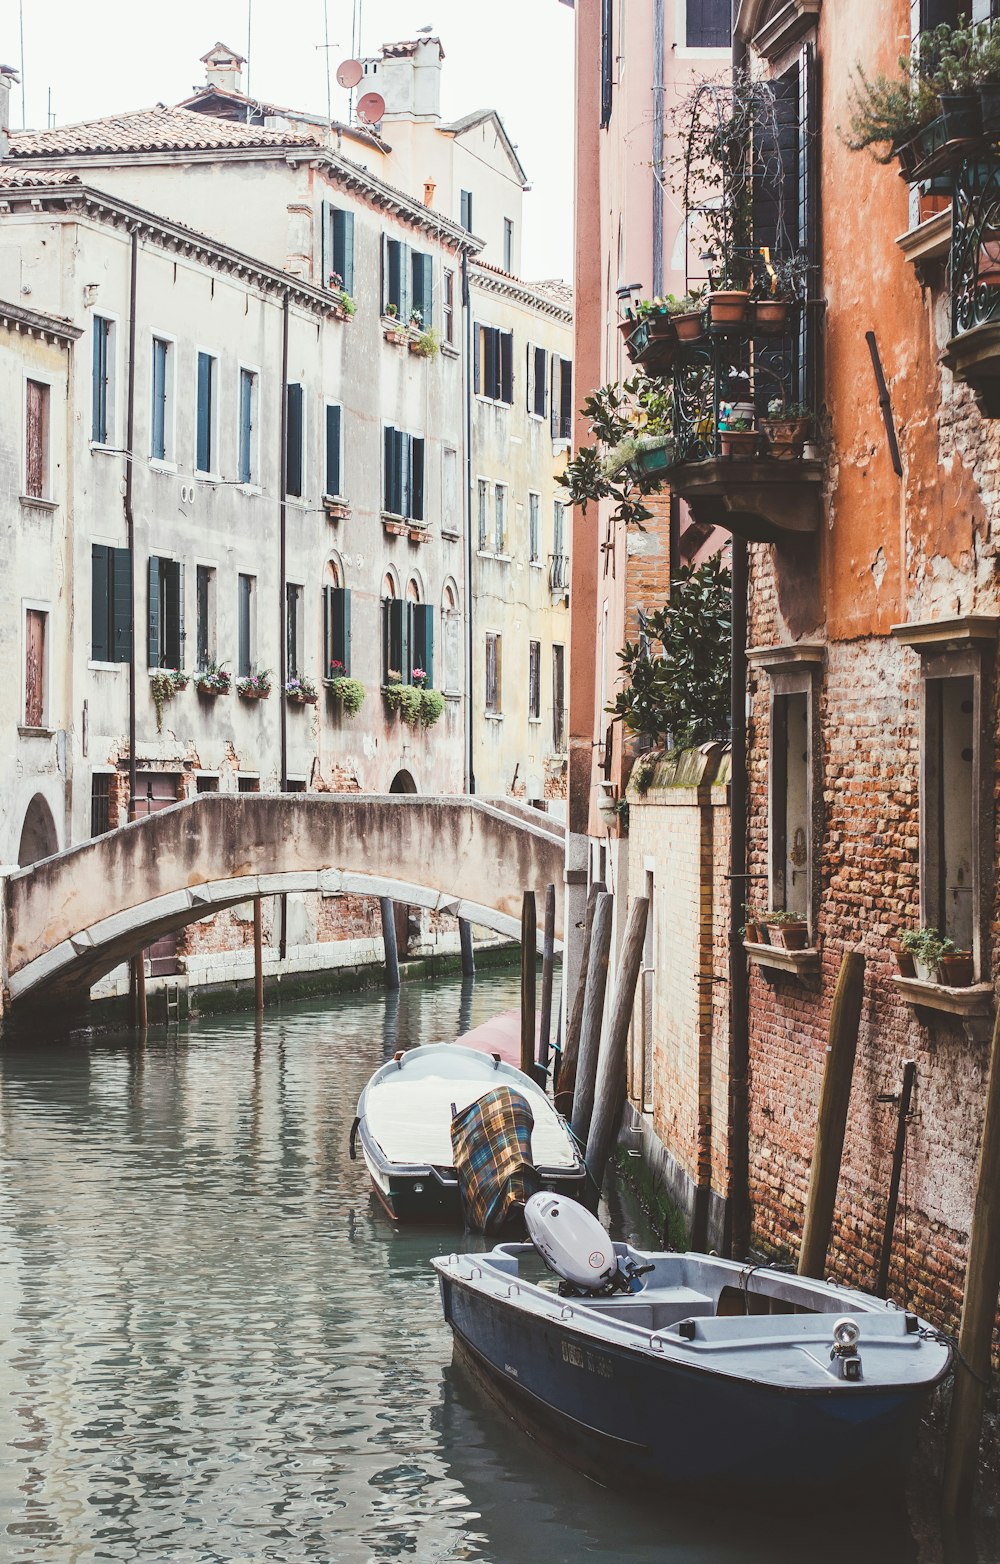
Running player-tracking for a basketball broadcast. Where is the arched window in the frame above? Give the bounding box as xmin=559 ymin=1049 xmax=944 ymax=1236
xmin=382 ymin=572 xmax=400 ymax=685
xmin=323 ymin=556 xmax=351 ymax=678
xmin=441 ymin=579 xmax=461 ymax=695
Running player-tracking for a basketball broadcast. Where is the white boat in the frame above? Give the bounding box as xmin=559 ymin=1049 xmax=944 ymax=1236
xmin=351 ymin=1044 xmax=587 ymax=1222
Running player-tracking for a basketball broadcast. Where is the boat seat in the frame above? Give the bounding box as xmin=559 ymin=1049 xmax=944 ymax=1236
xmin=582 ymin=1285 xmax=714 ymax=1332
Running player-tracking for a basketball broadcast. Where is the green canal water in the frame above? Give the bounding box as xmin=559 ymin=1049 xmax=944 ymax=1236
xmin=0 ymin=969 xmax=957 ymax=1562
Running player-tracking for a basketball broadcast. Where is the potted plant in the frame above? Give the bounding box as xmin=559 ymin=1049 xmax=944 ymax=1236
xmin=285 ymin=674 xmax=318 ymax=706
xmin=762 ymin=909 xmax=810 ymax=950
xmin=761 ymin=399 xmax=812 ymax=459
xmin=193 ymin=659 xmax=231 ymax=697
xmin=900 ymin=926 xmax=954 ymax=983
xmin=842 ymin=64 xmax=941 ymax=176
xmin=741 ymin=906 xmax=771 ymax=945
xmin=409 ymin=327 xmax=441 ymax=359
xmin=892 ymin=932 xmax=918 ymax=977
xmin=707 ymin=273 xmax=751 ymax=328
xmin=324 ymin=665 xmax=366 ymax=714
xmin=751 ymin=253 xmax=808 ymax=332
xmin=719 ymin=416 xmax=757 ymax=458
xmin=385 ymin=301 xmax=398 ymax=319
xmin=667 ymin=289 xmax=706 ymax=342
xmin=149 ymin=668 xmax=188 ymax=732
xmin=940 ymin=949 xmax=975 ymax=986
xmin=236 ymin=669 xmax=272 ymax=701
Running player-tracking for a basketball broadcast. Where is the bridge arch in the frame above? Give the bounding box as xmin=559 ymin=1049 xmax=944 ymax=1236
xmin=17 ymin=794 xmax=59 ymax=868
xmin=389 ymin=769 xmax=418 ymax=795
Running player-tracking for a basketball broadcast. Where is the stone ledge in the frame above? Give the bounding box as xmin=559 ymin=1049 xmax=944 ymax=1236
xmin=745 ymin=942 xmax=821 ymax=977
xmin=889 ymin=974 xmax=993 ymax=1017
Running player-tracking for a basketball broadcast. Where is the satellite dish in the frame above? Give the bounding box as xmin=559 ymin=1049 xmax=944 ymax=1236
xmin=356 ymin=91 xmax=385 ymax=125
xmin=336 ymin=58 xmax=363 ymax=89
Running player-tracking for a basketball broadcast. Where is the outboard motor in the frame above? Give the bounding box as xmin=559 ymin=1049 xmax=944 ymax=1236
xmin=524 ymin=1192 xmax=653 ymax=1297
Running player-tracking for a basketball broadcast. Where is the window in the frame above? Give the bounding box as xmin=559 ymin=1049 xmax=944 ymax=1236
xmin=529 ymin=640 xmax=541 ymax=721
xmin=150 ymin=336 xmax=173 ymax=461
xmin=24 ymin=608 xmax=47 ymax=727
xmin=383 ymin=427 xmax=425 ymax=521
xmin=382 ymin=582 xmax=401 ymax=685
xmin=460 ymin=188 xmax=473 ymax=232
xmin=383 ymin=237 xmax=433 ymax=326
xmin=25 ymin=379 xmax=50 ymax=499
xmin=770 ymin=691 xmax=810 ymax=918
xmin=442 ymin=581 xmax=461 ymax=694
xmin=196 ymin=774 xmax=219 ymax=793
xmin=551 ymin=356 xmax=573 ymax=440
xmin=238 ymin=573 xmax=256 ymax=678
xmin=324 ymin=202 xmax=355 ymax=294
xmin=238 ymin=368 xmax=257 ymax=484
xmin=552 ymin=644 xmax=566 ymax=751
xmin=147 ymin=557 xmax=185 ymax=670
xmin=477 ymin=478 xmax=489 ymax=550
xmin=443 ymin=268 xmax=455 ymax=345
xmin=409 ymin=599 xmax=435 ymax=688
xmin=685 ymin=0 xmax=732 ymax=48
xmin=196 ymin=351 xmax=217 ymax=474
xmin=325 ymin=403 xmax=343 ymax=497
xmin=91 ymin=773 xmax=113 ymax=836
xmin=442 ymin=447 xmax=458 ymax=534
xmin=237 ymin=774 xmax=260 ymax=793
xmin=527 ymin=344 xmax=548 ymax=418
xmin=551 ymin=501 xmax=569 ymax=592
xmin=382 ymin=590 xmax=435 ymax=686
xmin=922 ymin=675 xmax=977 ymax=953
xmin=324 ymin=577 xmax=352 ymax=676
xmin=475 ymin=324 xmax=514 ymax=402
xmin=600 ymin=0 xmax=613 ymax=127
xmin=494 ymin=483 xmax=507 ymax=554
xmin=529 ymin=492 xmax=540 ymax=562
xmin=92 ymin=316 xmax=115 ymax=445
xmin=503 ymin=217 xmax=514 ymax=273
xmin=485 ymin=632 xmax=502 ymax=714
xmin=286 ymin=583 xmax=303 ymax=678
xmin=286 ymin=383 xmax=304 ymax=498
xmin=91 ymin=544 xmax=132 ymax=663
xmin=195 ymin=565 xmax=216 ymax=671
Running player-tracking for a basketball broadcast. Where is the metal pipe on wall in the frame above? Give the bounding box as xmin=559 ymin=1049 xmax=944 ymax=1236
xmin=727 ymin=536 xmax=750 ymax=1259
xmin=125 ymin=227 xmax=138 ymax=821
xmin=652 ymin=0 xmax=665 ymax=296
xmin=277 ymin=291 xmax=290 ymax=961
xmin=461 ymin=250 xmax=475 ymax=793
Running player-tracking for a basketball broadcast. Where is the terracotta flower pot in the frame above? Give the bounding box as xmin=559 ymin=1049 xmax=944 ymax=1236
xmin=890 ymin=941 xmax=916 ymax=978
xmin=752 ymin=298 xmax=792 ymax=333
xmin=939 ymin=952 xmax=974 ymax=987
xmin=672 ymin=310 xmax=704 ymax=342
xmin=766 ymin=921 xmax=809 ymax=950
xmin=708 ymin=290 xmax=750 ymax=326
xmin=761 ymin=416 xmax=810 ymax=460
xmin=720 ymin=429 xmax=758 ymax=459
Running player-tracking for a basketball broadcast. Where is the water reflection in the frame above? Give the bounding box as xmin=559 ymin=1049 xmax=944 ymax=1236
xmin=0 ymin=968 xmax=962 ymax=1562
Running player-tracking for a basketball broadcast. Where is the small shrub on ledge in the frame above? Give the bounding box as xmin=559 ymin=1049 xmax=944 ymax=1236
xmin=324 ymin=662 xmax=366 ymax=715
xmin=285 ymin=674 xmax=319 ymax=705
xmin=761 ymin=910 xmax=810 ymax=950
xmin=409 ymin=327 xmax=441 ymax=359
xmin=896 ymin=926 xmax=973 ymax=985
xmin=236 ymin=669 xmax=271 ymax=701
xmin=382 ymin=674 xmax=445 ymax=728
xmin=150 ymin=668 xmax=188 ymax=732
xmin=193 ymin=660 xmax=231 ymax=697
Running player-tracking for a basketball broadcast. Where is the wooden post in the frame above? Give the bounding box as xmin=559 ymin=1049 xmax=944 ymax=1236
xmin=798 ymin=949 xmax=866 ymax=1278
xmin=379 ymin=897 xmax=400 ymax=991
xmin=459 ymin=917 xmax=475 ymax=977
xmin=874 ymin=1059 xmax=916 ymax=1299
xmin=253 ymin=897 xmax=264 ymax=1014
xmin=571 ymin=891 xmax=614 ymax=1146
xmin=537 ymin=883 xmax=556 ymax=1075
xmin=556 ymin=880 xmax=604 ymax=1107
xmin=942 ymin=1001 xmax=1000 ymax=1519
xmin=132 ymin=952 xmax=147 ymax=1031
xmin=520 ymin=890 xmax=537 ymax=1077
xmin=585 ymin=897 xmax=648 ymax=1201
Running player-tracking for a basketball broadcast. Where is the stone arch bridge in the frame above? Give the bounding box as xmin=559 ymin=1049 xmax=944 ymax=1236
xmin=1 ymin=795 xmax=578 ymax=1013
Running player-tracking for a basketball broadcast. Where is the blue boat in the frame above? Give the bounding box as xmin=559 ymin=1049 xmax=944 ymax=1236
xmin=432 ymin=1229 xmax=951 ymax=1497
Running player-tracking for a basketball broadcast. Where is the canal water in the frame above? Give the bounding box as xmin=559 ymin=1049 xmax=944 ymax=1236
xmin=0 ymin=969 xmax=957 ymax=1562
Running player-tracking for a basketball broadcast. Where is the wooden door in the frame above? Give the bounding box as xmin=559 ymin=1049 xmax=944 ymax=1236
xmin=25 ymin=380 xmax=48 ymax=499
xmin=130 ymin=772 xmax=181 ymax=976
xmin=24 ymin=609 xmax=45 ymax=728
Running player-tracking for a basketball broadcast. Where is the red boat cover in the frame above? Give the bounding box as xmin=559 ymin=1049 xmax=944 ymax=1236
xmin=451 ymin=1085 xmax=540 ymax=1233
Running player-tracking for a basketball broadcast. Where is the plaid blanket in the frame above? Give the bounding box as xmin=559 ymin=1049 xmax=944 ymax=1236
xmin=451 ymin=1086 xmax=540 ymax=1234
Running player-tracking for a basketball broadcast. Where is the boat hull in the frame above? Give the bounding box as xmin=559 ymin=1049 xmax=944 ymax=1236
xmin=439 ymin=1272 xmax=932 ymax=1496
xmin=363 ymin=1139 xmax=587 ymax=1224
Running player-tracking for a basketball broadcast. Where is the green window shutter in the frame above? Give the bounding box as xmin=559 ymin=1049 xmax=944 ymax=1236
xmin=169 ymin=559 xmax=185 ymax=669
xmin=323 ymin=583 xmax=333 ymax=672
xmin=333 ymin=208 xmax=355 ymax=295
xmin=113 ymin=547 xmax=133 ymax=663
xmin=415 ymin=604 xmax=434 ymax=688
xmin=147 ymin=556 xmax=161 ymax=668
xmin=91 ymin=544 xmax=110 ymax=662
xmin=326 ymin=404 xmax=342 ymax=497
xmin=196 ymin=353 xmax=212 ymax=472
xmin=411 ymin=250 xmax=432 ymax=326
xmin=500 ymin=332 xmax=513 ymax=404
xmin=387 ymin=597 xmax=405 ymax=683
xmin=151 ymin=338 xmax=167 ymax=459
xmin=320 ymin=198 xmax=329 ymax=284
xmin=286 ymin=383 xmax=303 ymax=497
xmin=341 ymin=587 xmax=352 ymax=676
xmin=411 ymin=438 xmax=425 ymax=522
xmin=384 ymin=425 xmax=397 ymax=514
xmin=400 ymin=243 xmax=412 ymax=322
xmin=92 ymin=319 xmax=108 ymax=443
xmin=473 ymin=325 xmax=482 ymax=395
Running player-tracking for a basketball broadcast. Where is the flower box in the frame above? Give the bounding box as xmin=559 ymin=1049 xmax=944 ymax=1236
xmin=764 ymin=918 xmax=809 ymax=950
xmin=408 ymin=525 xmax=432 ymax=544
xmin=720 ymin=429 xmax=759 ymax=459
xmin=383 ymin=517 xmax=409 ymax=537
xmin=323 ymin=496 xmax=351 ymax=521
xmin=382 ymin=319 xmax=409 ymax=346
xmin=237 ymin=676 xmax=271 ymax=701
xmin=285 ymin=676 xmax=318 ymax=705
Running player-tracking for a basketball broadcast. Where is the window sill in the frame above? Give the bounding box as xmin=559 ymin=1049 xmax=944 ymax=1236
xmin=890 ymin=973 xmax=993 ymax=1025
xmin=88 ymin=660 xmax=126 ymax=671
xmin=528 ymin=716 xmax=542 ymax=725
xmin=17 ymin=725 xmax=55 ymax=738
xmin=195 ymin=470 xmax=224 ymax=484
xmin=441 ymin=342 xmax=460 ymax=358
xmin=19 ymin=494 xmax=58 ymax=510
xmin=484 ymin=711 xmax=504 ymax=721
xmin=89 ymin=442 xmax=121 ymax=456
xmin=443 ymin=689 xmax=462 ymax=701
xmin=529 ymin=559 xmax=544 ymax=570
xmin=441 ymin=527 xmax=461 ymax=540
xmin=477 ymin=549 xmax=512 ymax=563
xmin=745 ymin=941 xmax=821 ymax=978
xmin=475 ymin=395 xmax=513 ymax=409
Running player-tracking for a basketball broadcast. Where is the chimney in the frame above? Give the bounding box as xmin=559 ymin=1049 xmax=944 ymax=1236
xmin=366 ymin=37 xmax=443 ymax=122
xmin=200 ymin=42 xmax=245 ymax=96
xmin=0 ymin=65 xmax=19 ymax=158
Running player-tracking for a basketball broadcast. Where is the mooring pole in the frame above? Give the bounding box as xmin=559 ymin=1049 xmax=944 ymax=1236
xmin=943 ymin=1001 xmax=1000 ymax=1519
xmin=584 ymin=897 xmax=649 ymax=1202
xmin=537 ymin=883 xmax=556 ymax=1075
xmin=874 ymin=1059 xmax=916 ymax=1299
xmin=459 ymin=917 xmax=475 ymax=977
xmin=520 ymin=890 xmax=537 ymax=1078
xmin=253 ymin=897 xmax=264 ymax=1015
xmin=133 ymin=953 xmax=148 ymax=1031
xmin=379 ymin=897 xmax=400 ymax=991
xmin=571 ymin=890 xmax=614 ymax=1146
xmin=798 ymin=949 xmax=866 ymax=1279
xmin=556 ymin=880 xmax=604 ymax=1107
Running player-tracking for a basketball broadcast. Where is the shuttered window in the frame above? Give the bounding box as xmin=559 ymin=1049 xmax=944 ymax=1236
xmin=286 ymin=583 xmax=303 ymax=677
xmin=147 ymin=557 xmax=185 ymax=670
xmin=383 ymin=427 xmax=425 ymax=521
xmin=383 ymin=596 xmax=405 ymax=684
xmin=25 ymin=379 xmax=49 ymax=498
xmin=475 ymin=325 xmax=514 ymax=403
xmin=91 ymin=544 xmax=132 ymax=664
xmin=552 ymin=645 xmax=566 ymax=750
xmin=24 ymin=609 xmax=47 ymax=728
xmin=409 ymin=602 xmax=434 ymax=688
xmin=325 ymin=403 xmax=343 ymax=497
xmin=92 ymin=317 xmax=113 ymax=444
xmin=411 ymin=251 xmax=433 ymax=328
xmin=460 ymin=189 xmax=473 ymax=232
xmin=238 ymin=368 xmax=257 ymax=483
xmin=90 ymin=774 xmax=113 ymax=836
xmin=600 ymin=0 xmax=614 ymax=127
xmin=196 ymin=565 xmax=215 ymax=671
xmin=551 ymin=356 xmax=573 ymax=440
xmin=529 ymin=492 xmax=540 ymax=562
xmin=477 ymin=479 xmax=489 ymax=550
xmin=151 ymin=337 xmax=171 ymax=461
xmin=382 ymin=237 xmax=431 ymax=324
xmin=527 ymin=344 xmax=548 ymax=417
xmin=444 ymin=269 xmax=455 ymax=344
xmin=494 ymin=484 xmax=507 ymax=553
xmin=485 ymin=632 xmax=502 ymax=714
xmin=285 ymin=383 xmax=304 ymax=498
xmin=196 ymin=352 xmax=216 ymax=474
xmin=323 ymin=203 xmax=355 ymax=295
xmin=238 ymin=574 xmax=255 ymax=677
xmin=324 ymin=584 xmax=352 ymax=676
xmin=685 ymin=0 xmax=731 ymax=48
xmin=503 ymin=218 xmax=514 ymax=273
xmin=528 ymin=640 xmax=541 ymax=721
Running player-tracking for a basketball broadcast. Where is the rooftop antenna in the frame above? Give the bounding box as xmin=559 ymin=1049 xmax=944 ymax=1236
xmin=350 ymin=0 xmax=364 ymax=122
xmin=47 ymin=85 xmax=53 ymax=128
xmin=19 ymin=0 xmax=25 ymax=128
xmin=245 ymin=0 xmax=253 ymax=124
xmin=316 ymin=0 xmax=340 ymax=128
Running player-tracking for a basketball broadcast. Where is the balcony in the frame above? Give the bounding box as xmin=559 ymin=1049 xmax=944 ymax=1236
xmin=623 ymin=295 xmax=823 ymax=542
xmin=943 ymin=155 xmax=1000 ymax=414
xmin=548 ymin=552 xmax=570 ymax=597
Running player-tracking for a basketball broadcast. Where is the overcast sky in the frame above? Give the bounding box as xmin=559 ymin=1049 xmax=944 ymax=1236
xmin=3 ymin=0 xmax=575 ymax=278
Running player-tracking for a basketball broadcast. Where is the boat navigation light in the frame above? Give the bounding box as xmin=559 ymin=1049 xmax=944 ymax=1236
xmin=832 ymin=1317 xmax=860 ymax=1349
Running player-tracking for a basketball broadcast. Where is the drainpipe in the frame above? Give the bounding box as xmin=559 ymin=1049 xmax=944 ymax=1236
xmin=125 ymin=227 xmax=138 ymax=821
xmin=461 ymin=249 xmax=475 ymax=794
xmin=277 ymin=290 xmax=289 ymax=961
xmin=727 ymin=537 xmax=750 ymax=1258
xmin=652 ymin=0 xmax=665 ymax=295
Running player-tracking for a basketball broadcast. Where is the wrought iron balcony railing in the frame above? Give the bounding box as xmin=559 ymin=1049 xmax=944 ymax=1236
xmin=548 ymin=553 xmax=570 ymax=594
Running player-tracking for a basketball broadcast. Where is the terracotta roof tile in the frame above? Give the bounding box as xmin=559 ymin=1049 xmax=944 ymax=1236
xmin=381 ymin=37 xmax=444 ymax=58
xmin=0 ymin=166 xmax=82 ymax=187
xmin=9 ymin=104 xmax=317 ymax=159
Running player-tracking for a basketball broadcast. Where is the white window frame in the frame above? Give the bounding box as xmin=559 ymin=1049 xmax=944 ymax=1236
xmin=528 ymin=490 xmax=542 ymax=566
xmin=21 ymin=597 xmax=51 ymax=730
xmin=237 ymin=362 xmax=261 ymax=490
xmin=194 ymin=345 xmax=221 ymax=479
xmin=91 ymin=311 xmax=119 ymax=451
xmin=149 ymin=329 xmax=178 ymax=470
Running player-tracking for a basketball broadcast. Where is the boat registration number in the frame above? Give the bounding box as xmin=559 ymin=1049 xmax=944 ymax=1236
xmin=561 ymin=1340 xmax=613 ymax=1379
